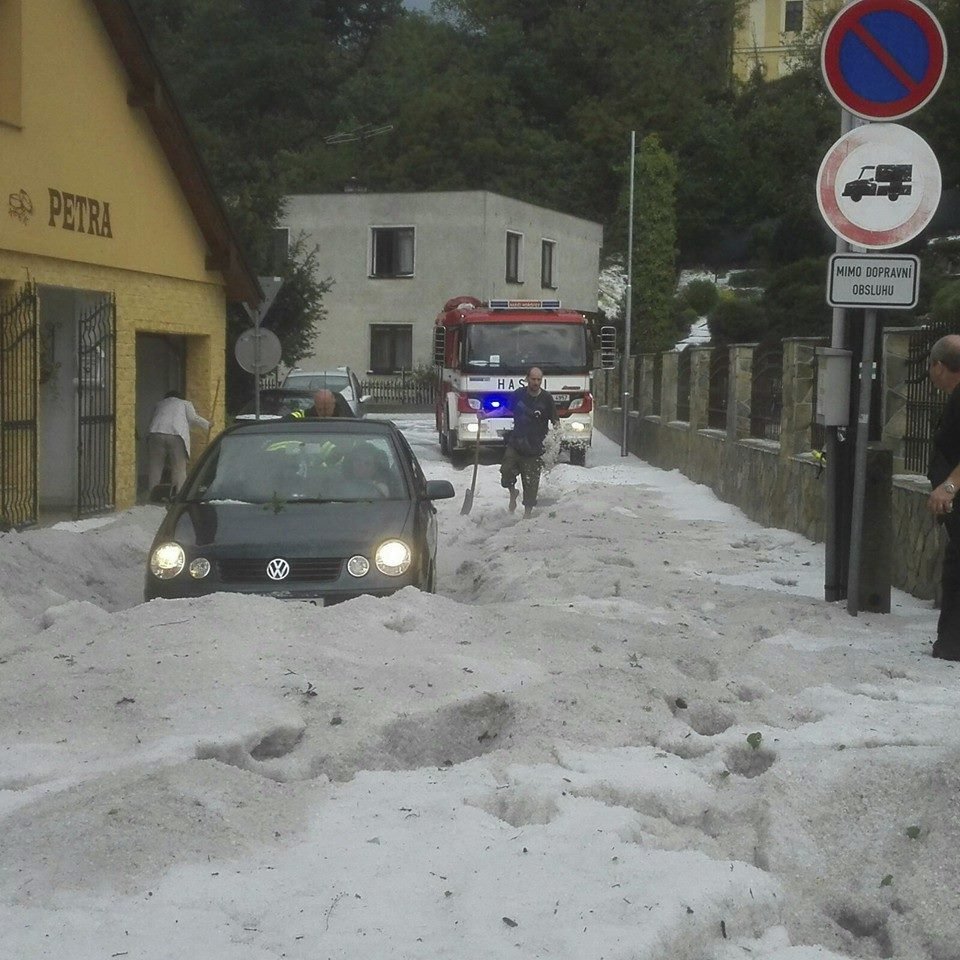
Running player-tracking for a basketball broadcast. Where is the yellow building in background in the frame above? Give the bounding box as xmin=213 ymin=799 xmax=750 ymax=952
xmin=0 ymin=0 xmax=260 ymax=527
xmin=733 ymin=0 xmax=836 ymax=81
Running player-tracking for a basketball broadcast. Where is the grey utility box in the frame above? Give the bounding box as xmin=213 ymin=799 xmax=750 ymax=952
xmin=815 ymin=348 xmax=852 ymax=427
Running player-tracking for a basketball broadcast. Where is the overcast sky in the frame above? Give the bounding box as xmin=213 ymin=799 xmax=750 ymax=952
xmin=1 ymin=416 xmax=956 ymax=959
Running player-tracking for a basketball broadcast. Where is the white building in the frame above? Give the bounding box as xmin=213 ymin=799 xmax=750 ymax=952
xmin=280 ymin=190 xmax=602 ymax=377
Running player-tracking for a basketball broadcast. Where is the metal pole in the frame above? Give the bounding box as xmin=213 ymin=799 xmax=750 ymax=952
xmin=253 ymin=329 xmax=262 ymax=420
xmin=824 ymin=0 xmax=860 ymax=601
xmin=846 ymin=307 xmax=877 ymax=616
xmin=620 ymin=130 xmax=636 ymax=457
xmin=823 ymin=107 xmax=853 ymax=602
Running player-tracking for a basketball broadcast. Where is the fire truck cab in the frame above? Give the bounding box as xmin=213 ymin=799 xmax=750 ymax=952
xmin=433 ymin=296 xmax=615 ymax=466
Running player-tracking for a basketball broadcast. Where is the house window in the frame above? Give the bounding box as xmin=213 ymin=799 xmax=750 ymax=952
xmin=371 ymin=227 xmax=415 ymax=278
xmin=784 ymin=1 xmax=803 ymax=33
xmin=541 ymin=239 xmax=557 ymax=289
xmin=505 ymin=231 xmax=523 ymax=283
xmin=370 ymin=324 xmax=413 ymax=374
xmin=0 ymin=0 xmax=23 ymax=126
xmin=268 ymin=228 xmax=290 ymax=274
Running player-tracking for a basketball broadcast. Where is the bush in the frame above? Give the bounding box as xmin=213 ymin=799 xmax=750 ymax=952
xmin=680 ymin=278 xmax=719 ymax=315
xmin=761 ymin=256 xmax=832 ymax=340
xmin=708 ymin=296 xmax=766 ymax=343
xmin=932 ymin=282 xmax=960 ymax=326
xmin=727 ymin=269 xmax=767 ymax=288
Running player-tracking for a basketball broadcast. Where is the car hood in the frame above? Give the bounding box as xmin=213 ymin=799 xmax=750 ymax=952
xmin=157 ymin=500 xmax=416 ymax=556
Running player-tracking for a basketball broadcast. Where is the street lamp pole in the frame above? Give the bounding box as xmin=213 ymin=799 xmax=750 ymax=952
xmin=620 ymin=130 xmax=636 ymax=457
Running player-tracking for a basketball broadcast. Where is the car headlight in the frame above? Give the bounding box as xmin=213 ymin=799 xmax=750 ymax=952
xmin=567 ymin=421 xmax=586 ymax=432
xmin=347 ymin=555 xmax=370 ymax=578
xmin=189 ymin=558 xmax=211 ymax=579
xmin=375 ymin=540 xmax=411 ymax=576
xmin=150 ymin=542 xmax=185 ymax=579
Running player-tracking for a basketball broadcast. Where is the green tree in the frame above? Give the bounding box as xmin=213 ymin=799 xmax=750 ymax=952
xmin=913 ymin=0 xmax=960 ymax=191
xmin=707 ymin=293 xmax=765 ymax=343
xmin=629 ymin=135 xmax=679 ymax=354
xmin=932 ymin=281 xmax=960 ymax=327
xmin=226 ymin=236 xmax=332 ymax=411
xmin=760 ymin=256 xmax=833 ymax=342
xmin=681 ymin=278 xmax=720 ymax=315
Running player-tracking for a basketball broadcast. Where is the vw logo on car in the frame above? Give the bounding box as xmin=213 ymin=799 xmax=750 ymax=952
xmin=266 ymin=558 xmax=290 ymax=581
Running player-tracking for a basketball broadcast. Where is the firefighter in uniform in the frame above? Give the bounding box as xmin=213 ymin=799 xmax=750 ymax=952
xmin=500 ymin=367 xmax=559 ymax=518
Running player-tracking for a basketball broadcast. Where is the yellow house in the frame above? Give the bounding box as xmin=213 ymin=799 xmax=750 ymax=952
xmin=0 ymin=0 xmax=261 ymax=528
xmin=733 ymin=0 xmax=835 ymax=81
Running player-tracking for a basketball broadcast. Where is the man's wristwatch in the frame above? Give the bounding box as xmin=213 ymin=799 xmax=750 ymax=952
xmin=945 ymin=481 xmax=957 ymax=495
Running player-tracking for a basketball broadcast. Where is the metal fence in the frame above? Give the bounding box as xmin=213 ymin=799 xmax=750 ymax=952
xmin=904 ymin=320 xmax=950 ymax=474
xmin=707 ymin=345 xmax=729 ymax=429
xmin=76 ymin=293 xmax=117 ymax=518
xmin=359 ymin=376 xmax=438 ymax=408
xmin=0 ymin=284 xmax=38 ymax=529
xmin=750 ymin=345 xmax=783 ymax=441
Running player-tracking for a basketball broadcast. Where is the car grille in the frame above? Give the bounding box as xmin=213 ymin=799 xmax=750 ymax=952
xmin=219 ymin=558 xmax=343 ymax=583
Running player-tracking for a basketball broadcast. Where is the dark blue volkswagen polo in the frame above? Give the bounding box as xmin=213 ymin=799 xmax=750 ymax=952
xmin=144 ymin=418 xmax=455 ymax=604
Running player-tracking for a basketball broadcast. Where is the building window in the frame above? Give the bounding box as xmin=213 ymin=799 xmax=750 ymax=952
xmin=541 ymin=239 xmax=557 ymax=289
xmin=370 ymin=324 xmax=413 ymax=373
xmin=506 ymin=231 xmax=523 ymax=283
xmin=268 ymin=228 xmax=290 ymax=275
xmin=784 ymin=0 xmax=803 ymax=33
xmin=371 ymin=227 xmax=414 ymax=278
xmin=0 ymin=0 xmax=23 ymax=126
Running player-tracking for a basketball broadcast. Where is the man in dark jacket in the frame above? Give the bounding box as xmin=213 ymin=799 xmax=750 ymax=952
xmin=500 ymin=367 xmax=559 ymax=518
xmin=926 ymin=334 xmax=960 ymax=660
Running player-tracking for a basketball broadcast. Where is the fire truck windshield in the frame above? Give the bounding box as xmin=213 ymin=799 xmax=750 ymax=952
xmin=463 ymin=323 xmax=588 ymax=374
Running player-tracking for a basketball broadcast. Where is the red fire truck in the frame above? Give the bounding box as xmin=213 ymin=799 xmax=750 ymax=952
xmin=433 ymin=296 xmax=615 ymax=465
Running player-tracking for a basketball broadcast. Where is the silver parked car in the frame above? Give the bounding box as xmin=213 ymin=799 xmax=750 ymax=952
xmin=281 ymin=366 xmax=370 ymax=418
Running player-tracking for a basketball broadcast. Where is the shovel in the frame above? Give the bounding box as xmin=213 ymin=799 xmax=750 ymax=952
xmin=460 ymin=415 xmax=482 ymax=515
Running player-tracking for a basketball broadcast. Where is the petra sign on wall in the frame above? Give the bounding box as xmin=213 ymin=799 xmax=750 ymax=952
xmin=48 ymin=187 xmax=113 ymax=238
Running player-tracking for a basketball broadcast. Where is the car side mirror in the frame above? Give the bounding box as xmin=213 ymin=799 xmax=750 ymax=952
xmin=424 ymin=479 xmax=456 ymax=500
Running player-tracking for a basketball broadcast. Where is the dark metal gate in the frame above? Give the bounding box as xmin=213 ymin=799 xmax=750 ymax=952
xmin=0 ymin=284 xmax=39 ymax=529
xmin=904 ymin=320 xmax=950 ymax=474
xmin=76 ymin=294 xmax=116 ymax=518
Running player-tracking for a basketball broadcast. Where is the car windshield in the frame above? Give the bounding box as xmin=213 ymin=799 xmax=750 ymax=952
xmin=186 ymin=430 xmax=407 ymax=503
xmin=463 ymin=323 xmax=589 ymax=374
xmin=284 ymin=374 xmax=350 ymax=394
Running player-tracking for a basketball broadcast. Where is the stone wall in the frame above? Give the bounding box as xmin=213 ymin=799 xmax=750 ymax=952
xmin=593 ymin=330 xmax=944 ymax=603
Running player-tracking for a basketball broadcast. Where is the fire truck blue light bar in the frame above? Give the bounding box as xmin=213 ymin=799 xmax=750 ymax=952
xmin=488 ymin=299 xmax=562 ymax=310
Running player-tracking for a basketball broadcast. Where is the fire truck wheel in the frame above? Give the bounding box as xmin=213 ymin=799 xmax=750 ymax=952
xmin=569 ymin=446 xmax=586 ymax=467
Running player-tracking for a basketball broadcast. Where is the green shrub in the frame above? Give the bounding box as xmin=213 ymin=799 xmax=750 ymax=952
xmin=681 ymin=278 xmax=720 ymax=315
xmin=932 ymin=282 xmax=960 ymax=327
xmin=728 ymin=269 xmax=767 ymax=288
xmin=708 ymin=296 xmax=766 ymax=344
